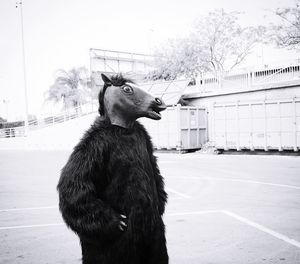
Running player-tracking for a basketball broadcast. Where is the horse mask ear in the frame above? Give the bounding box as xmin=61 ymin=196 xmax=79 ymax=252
xmin=99 ymin=74 xmax=113 ymax=116
xmin=101 ymin=74 xmax=112 ymax=86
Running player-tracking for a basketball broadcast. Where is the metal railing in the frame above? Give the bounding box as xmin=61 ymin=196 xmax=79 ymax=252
xmin=0 ymin=101 xmax=98 ymax=138
xmin=185 ymin=61 xmax=300 ymax=94
xmin=0 ymin=126 xmax=26 ymax=138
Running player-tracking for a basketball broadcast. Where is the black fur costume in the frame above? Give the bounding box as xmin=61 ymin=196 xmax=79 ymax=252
xmin=57 ymin=76 xmax=168 ymax=264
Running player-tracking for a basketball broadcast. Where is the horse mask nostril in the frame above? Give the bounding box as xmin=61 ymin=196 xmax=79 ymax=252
xmin=155 ymin=98 xmax=162 ymax=105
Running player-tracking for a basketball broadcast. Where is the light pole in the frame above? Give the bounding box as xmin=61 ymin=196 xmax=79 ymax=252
xmin=16 ymin=0 xmax=29 ymax=136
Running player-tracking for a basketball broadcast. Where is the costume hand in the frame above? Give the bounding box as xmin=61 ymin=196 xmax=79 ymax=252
xmin=118 ymin=214 xmax=127 ymax=231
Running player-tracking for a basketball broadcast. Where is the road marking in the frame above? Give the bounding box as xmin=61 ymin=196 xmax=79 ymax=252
xmin=0 ymin=206 xmax=58 ymax=212
xmin=166 ymin=187 xmax=191 ymax=199
xmin=166 ymin=210 xmax=221 ymax=217
xmin=0 ymin=223 xmax=63 ymax=230
xmin=166 ymin=210 xmax=300 ymax=249
xmin=1 ymin=209 xmax=300 ymax=249
xmin=222 ymin=210 xmax=300 ymax=249
xmin=223 ymin=179 xmax=300 ymax=190
xmin=0 ymin=211 xmax=218 ymax=230
xmin=170 ymin=176 xmax=300 ymax=190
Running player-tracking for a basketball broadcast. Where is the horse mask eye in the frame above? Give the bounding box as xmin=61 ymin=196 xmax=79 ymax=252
xmin=122 ymin=85 xmax=134 ymax=94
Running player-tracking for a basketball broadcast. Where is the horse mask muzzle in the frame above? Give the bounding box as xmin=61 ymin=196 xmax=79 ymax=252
xmin=147 ymin=97 xmax=167 ymax=120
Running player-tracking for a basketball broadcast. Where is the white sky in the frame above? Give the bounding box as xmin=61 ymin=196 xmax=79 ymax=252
xmin=0 ymin=0 xmax=298 ymax=120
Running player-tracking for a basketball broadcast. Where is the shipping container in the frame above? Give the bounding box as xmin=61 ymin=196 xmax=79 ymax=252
xmin=212 ymin=98 xmax=300 ymax=151
xmin=140 ymin=105 xmax=207 ymax=150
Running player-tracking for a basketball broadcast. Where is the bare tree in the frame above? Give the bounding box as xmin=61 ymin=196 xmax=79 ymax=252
xmin=150 ymin=37 xmax=208 ymax=80
xmin=268 ymin=0 xmax=300 ymax=50
xmin=192 ymin=9 xmax=264 ymax=72
xmin=151 ymin=9 xmax=264 ymax=80
xmin=46 ymin=67 xmax=92 ymax=112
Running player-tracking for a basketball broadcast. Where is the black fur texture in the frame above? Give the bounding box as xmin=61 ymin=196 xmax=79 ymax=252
xmin=57 ymin=117 xmax=168 ymax=264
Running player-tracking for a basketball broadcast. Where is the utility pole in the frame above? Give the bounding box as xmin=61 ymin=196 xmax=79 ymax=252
xmin=16 ymin=0 xmax=29 ymax=136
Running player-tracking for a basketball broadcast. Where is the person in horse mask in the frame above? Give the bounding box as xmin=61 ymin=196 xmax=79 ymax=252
xmin=57 ymin=73 xmax=169 ymax=264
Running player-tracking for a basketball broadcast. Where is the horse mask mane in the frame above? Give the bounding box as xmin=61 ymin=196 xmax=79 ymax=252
xmin=98 ymin=73 xmax=166 ymax=128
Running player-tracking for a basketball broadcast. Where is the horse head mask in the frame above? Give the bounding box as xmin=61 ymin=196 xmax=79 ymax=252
xmin=99 ymin=74 xmax=167 ymax=128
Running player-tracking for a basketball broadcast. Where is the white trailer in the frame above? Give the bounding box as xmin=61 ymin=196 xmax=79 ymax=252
xmin=212 ymin=98 xmax=300 ymax=151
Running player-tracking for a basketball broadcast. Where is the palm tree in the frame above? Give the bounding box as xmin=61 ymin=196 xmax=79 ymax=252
xmin=46 ymin=67 xmax=92 ymax=113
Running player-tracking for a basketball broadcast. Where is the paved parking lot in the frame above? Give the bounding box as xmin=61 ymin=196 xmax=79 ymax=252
xmin=0 ymin=150 xmax=300 ymax=263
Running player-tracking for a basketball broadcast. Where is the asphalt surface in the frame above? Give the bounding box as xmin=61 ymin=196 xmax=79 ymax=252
xmin=0 ymin=150 xmax=300 ymax=264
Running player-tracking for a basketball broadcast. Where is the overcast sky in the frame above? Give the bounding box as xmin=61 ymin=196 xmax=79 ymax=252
xmin=0 ymin=0 xmax=298 ymax=120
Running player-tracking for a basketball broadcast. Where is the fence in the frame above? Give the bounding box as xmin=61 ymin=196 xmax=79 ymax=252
xmin=0 ymin=101 xmax=98 ymax=138
xmin=0 ymin=126 xmax=26 ymax=138
xmin=212 ymin=97 xmax=300 ymax=151
xmin=185 ymin=62 xmax=300 ymax=94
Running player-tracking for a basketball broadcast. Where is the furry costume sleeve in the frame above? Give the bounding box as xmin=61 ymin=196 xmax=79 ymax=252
xmin=57 ymin=137 xmax=124 ymax=244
